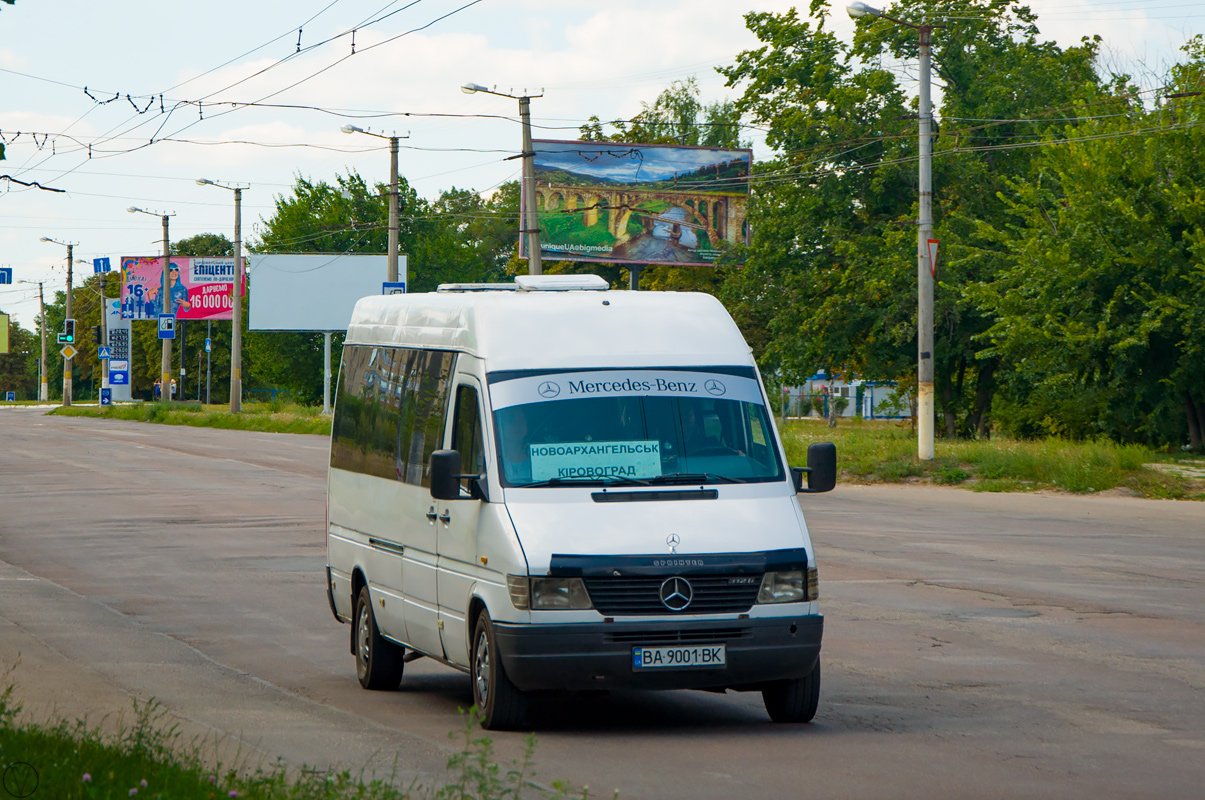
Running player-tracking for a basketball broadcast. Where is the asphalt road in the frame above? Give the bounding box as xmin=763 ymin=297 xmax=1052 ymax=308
xmin=1 ymin=408 xmax=1202 ymax=799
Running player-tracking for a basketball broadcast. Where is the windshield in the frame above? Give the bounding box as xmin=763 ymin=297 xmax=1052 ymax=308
xmin=489 ymin=369 xmax=784 ymax=487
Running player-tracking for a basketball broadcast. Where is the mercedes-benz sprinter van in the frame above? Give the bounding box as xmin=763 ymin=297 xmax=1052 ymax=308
xmin=325 ymin=274 xmax=835 ymax=729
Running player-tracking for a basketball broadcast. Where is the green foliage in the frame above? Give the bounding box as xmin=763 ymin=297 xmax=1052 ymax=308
xmin=579 ymin=77 xmax=745 ymax=149
xmin=1 ymin=678 xmax=599 ymax=799
xmin=0 ymin=312 xmax=38 ymax=399
xmin=780 ymin=419 xmax=1201 ymax=497
xmin=51 ymin=402 xmax=332 ymax=435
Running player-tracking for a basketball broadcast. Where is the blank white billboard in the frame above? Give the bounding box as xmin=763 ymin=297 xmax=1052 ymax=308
xmin=248 ymin=254 xmax=405 ymax=331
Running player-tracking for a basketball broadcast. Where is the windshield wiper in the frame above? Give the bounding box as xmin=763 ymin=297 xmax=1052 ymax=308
xmin=521 ymin=475 xmax=652 ymax=488
xmin=649 ymin=472 xmax=745 ymax=485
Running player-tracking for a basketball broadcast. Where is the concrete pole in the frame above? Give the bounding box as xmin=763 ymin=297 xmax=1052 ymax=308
xmin=323 ymin=332 xmax=332 ymax=415
xmin=100 ymin=270 xmax=109 ymax=391
xmin=230 ymin=188 xmax=243 ymax=413
xmin=160 ymin=216 xmax=172 ymax=404
xmin=917 ymin=24 xmax=935 ymax=461
xmin=388 ymin=137 xmax=399 ymax=283
xmin=519 ymin=95 xmax=542 ymax=275
xmin=63 ymin=244 xmax=74 ymax=407
xmin=206 ymin=319 xmax=212 ymax=406
xmin=38 ymin=282 xmax=48 ymax=402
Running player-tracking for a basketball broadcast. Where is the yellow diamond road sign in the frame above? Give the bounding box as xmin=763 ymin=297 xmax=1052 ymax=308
xmin=60 ymin=344 xmax=78 ymax=360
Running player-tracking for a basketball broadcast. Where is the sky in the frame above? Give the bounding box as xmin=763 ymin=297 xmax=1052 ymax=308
xmin=2 ymin=0 xmax=1202 ymax=330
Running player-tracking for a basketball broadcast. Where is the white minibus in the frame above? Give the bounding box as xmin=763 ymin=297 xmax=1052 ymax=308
xmin=325 ymin=275 xmax=835 ymax=729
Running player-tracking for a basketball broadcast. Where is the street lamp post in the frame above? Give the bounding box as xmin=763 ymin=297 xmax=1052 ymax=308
xmin=39 ymin=237 xmax=76 ymax=406
xmin=196 ymin=179 xmax=246 ymax=413
xmin=340 ymin=125 xmax=408 ymax=284
xmin=19 ymin=280 xmax=48 ymax=401
xmin=848 ymin=1 xmax=939 ymax=460
xmin=461 ymin=82 xmax=544 ymax=275
xmin=76 ymin=258 xmax=109 ymax=392
xmin=127 ymin=207 xmax=174 ymax=403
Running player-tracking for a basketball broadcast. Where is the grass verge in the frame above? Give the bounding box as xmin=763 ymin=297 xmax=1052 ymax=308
xmin=780 ymin=418 xmax=1205 ymax=500
xmin=0 ymin=679 xmax=597 ymax=799
xmin=49 ymin=402 xmax=332 ymax=436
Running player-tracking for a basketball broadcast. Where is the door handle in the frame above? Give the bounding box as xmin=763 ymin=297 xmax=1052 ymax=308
xmin=438 ymin=509 xmax=452 ymax=524
xmin=425 ymin=506 xmax=438 ymax=523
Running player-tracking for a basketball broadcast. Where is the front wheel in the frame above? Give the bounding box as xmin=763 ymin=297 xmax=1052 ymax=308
xmin=471 ymin=610 xmax=528 ymax=730
xmin=762 ymin=657 xmax=820 ymax=723
xmin=354 ymin=586 xmax=404 ymax=690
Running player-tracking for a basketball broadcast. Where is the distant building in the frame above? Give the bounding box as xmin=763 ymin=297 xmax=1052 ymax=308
xmin=785 ymin=374 xmax=908 ymax=419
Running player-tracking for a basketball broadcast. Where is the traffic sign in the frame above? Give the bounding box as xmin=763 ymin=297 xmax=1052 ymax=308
xmin=60 ymin=344 xmax=78 ymax=360
xmin=93 ymin=257 xmax=112 ymax=274
xmin=0 ymin=267 xmax=11 ymax=284
xmin=158 ymin=314 xmax=176 ymax=340
xmin=98 ymin=346 xmax=113 ymax=359
xmin=204 ymin=338 xmax=211 ymax=353
xmin=382 ymin=281 xmax=407 ymax=295
xmin=100 ymin=388 xmax=112 ymax=406
xmin=5 ymin=391 xmax=14 ymax=402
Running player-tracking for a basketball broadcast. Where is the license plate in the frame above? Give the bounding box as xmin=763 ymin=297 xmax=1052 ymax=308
xmin=632 ymin=644 xmax=726 ymax=670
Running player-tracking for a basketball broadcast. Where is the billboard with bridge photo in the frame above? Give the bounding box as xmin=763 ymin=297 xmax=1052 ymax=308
xmin=524 ymin=139 xmax=751 ymax=267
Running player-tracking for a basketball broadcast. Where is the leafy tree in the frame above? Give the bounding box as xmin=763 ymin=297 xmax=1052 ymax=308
xmin=0 ymin=312 xmax=37 ymax=399
xmin=972 ymin=36 xmax=1205 ymax=446
xmin=718 ymin=0 xmax=1102 ymax=437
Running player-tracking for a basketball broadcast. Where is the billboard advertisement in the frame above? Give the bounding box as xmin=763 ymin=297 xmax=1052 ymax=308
xmin=120 ymin=256 xmax=245 ymax=321
xmin=524 ymin=139 xmax=752 ymax=267
xmin=248 ymin=254 xmax=397 ymax=331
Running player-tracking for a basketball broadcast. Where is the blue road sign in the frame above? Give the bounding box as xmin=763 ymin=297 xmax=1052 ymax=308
xmin=98 ymin=346 xmax=112 ymax=359
xmin=100 ymin=388 xmax=112 ymax=406
xmin=382 ymin=281 xmax=407 ymax=295
xmin=5 ymin=391 xmax=14 ymax=402
xmin=0 ymin=267 xmax=11 ymax=284
xmin=204 ymin=337 xmax=211 ymax=353
xmin=93 ymin=257 xmax=112 ymax=274
xmin=158 ymin=314 xmax=176 ymax=339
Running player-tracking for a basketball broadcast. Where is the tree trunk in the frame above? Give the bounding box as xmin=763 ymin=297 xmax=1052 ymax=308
xmin=940 ymin=373 xmax=957 ymax=439
xmin=972 ymin=359 xmax=997 ymax=439
xmin=1187 ymin=392 xmax=1204 ymax=450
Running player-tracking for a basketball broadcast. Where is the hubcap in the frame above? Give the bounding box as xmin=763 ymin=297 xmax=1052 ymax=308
xmin=474 ymin=630 xmax=491 ymax=705
xmin=356 ymin=605 xmax=371 ymax=680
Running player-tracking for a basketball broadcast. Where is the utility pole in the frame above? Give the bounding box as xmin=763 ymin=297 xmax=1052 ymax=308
xmin=847 ymin=2 xmax=941 ymax=460
xmin=340 ymin=125 xmax=409 ymax=282
xmin=31 ymin=281 xmax=47 ymax=402
xmin=40 ymin=238 xmax=76 ymax=406
xmin=206 ymin=319 xmax=212 ymax=406
xmin=160 ymin=214 xmax=172 ymax=404
xmin=461 ymin=83 xmax=544 ymax=275
xmin=231 ymin=187 xmax=243 ymax=412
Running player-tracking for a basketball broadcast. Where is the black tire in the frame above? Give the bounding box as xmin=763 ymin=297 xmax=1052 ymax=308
xmin=471 ymin=610 xmax=528 ymax=730
xmin=763 ymin=657 xmax=820 ymax=723
xmin=354 ymin=586 xmax=404 ymax=690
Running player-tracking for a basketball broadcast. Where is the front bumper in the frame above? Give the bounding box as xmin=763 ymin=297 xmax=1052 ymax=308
xmin=493 ymin=614 xmax=822 ymax=692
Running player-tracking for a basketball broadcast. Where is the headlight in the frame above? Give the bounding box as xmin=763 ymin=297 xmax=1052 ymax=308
xmin=757 ymin=570 xmax=805 ymax=603
xmin=530 ymin=577 xmax=593 ymax=610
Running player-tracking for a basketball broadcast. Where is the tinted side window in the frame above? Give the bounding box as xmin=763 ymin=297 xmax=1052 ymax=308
xmin=395 ymin=349 xmax=454 ymax=487
xmin=332 ymin=344 xmax=453 ymax=485
xmin=452 ymin=385 xmax=485 ymax=476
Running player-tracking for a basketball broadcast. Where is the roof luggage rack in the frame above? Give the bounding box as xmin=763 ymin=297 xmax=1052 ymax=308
xmin=437 ymin=274 xmax=610 ymax=293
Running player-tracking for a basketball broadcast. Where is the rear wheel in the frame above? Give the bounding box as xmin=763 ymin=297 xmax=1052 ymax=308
xmin=762 ymin=657 xmax=820 ymax=723
xmin=471 ymin=610 xmax=527 ymax=730
xmin=354 ymin=586 xmax=404 ymax=690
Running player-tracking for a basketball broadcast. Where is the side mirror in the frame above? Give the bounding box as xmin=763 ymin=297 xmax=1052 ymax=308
xmin=429 ymin=449 xmax=489 ymax=502
xmin=430 ymin=450 xmax=462 ymax=501
xmin=793 ymin=442 xmax=837 ymax=494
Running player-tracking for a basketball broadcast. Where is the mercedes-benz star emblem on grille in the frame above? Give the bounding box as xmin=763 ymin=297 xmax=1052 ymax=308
xmin=666 ymin=533 xmax=680 ymax=548
xmin=537 ymin=381 xmax=561 ymax=398
xmin=704 ymin=379 xmax=727 ymax=396
xmin=659 ymin=577 xmax=693 ymax=611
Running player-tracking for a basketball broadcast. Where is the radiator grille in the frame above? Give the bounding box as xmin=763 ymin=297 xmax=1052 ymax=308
xmin=603 ymin=627 xmax=751 ymax=644
xmin=584 ymin=574 xmax=762 ymax=615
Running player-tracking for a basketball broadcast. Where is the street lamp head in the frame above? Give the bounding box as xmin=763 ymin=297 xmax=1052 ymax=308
xmin=39 ymin=237 xmax=51 ymax=242
xmin=340 ymin=124 xmax=363 ymax=134
xmin=127 ymin=206 xmax=141 ymax=214
xmin=461 ymin=82 xmax=487 ymax=95
xmin=196 ymin=178 xmax=213 ymax=186
xmin=847 ymin=1 xmax=880 ymax=18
